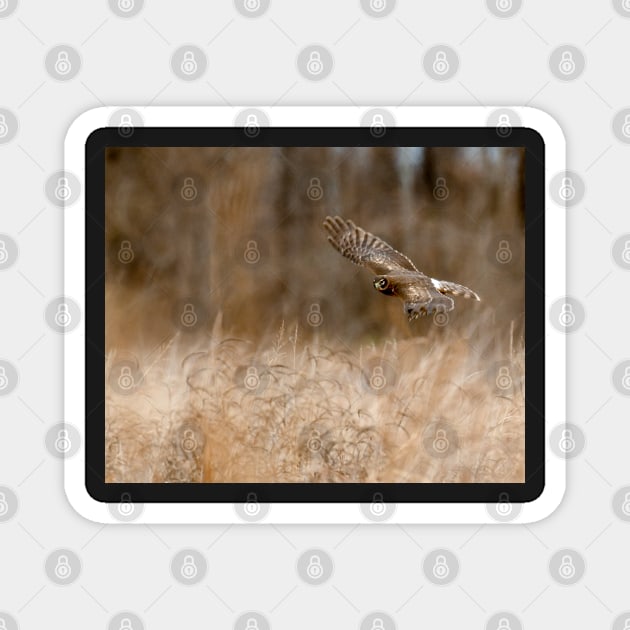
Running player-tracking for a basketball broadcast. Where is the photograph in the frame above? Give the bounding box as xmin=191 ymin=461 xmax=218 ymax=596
xmin=105 ymin=144 xmax=525 ymax=485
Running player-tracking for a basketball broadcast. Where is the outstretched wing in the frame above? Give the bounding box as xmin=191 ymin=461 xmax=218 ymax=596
xmin=323 ymin=215 xmax=418 ymax=275
xmin=432 ymin=278 xmax=480 ymax=301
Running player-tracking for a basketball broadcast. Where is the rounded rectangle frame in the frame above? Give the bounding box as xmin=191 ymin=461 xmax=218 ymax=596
xmin=64 ymin=106 xmax=565 ymax=524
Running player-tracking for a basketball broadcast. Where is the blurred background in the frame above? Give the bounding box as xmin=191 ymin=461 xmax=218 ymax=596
xmin=105 ymin=145 xmax=525 ymax=349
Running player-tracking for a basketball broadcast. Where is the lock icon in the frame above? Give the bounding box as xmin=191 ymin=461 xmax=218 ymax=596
xmin=245 ymin=113 xmax=259 ymax=136
xmin=307 ymin=303 xmax=323 ymax=327
xmin=622 ymin=367 xmax=630 ymax=390
xmin=54 ymin=176 xmax=72 ymax=201
xmin=559 ymin=429 xmax=575 ymax=453
xmin=181 ymin=555 xmax=198 ymax=579
xmin=180 ymin=303 xmax=198 ymax=328
xmin=0 ymin=114 xmax=8 ymax=138
xmin=496 ymin=492 xmax=513 ymax=516
xmin=433 ymin=310 xmax=448 ymax=327
xmin=54 ymin=303 xmax=72 ymax=328
xmin=558 ymin=303 xmax=576 ymax=327
xmin=496 ymin=618 xmax=512 ymax=630
xmin=244 ymin=492 xmax=261 ymax=516
xmin=558 ymin=554 xmax=576 ymax=579
xmin=118 ymin=492 xmax=134 ymax=516
xmin=308 ymin=429 xmax=322 ymax=452
xmin=496 ymin=366 xmax=512 ymax=390
xmin=621 ymin=114 xmax=630 ymax=138
xmin=432 ymin=554 xmax=450 ymax=579
xmin=0 ymin=366 xmax=8 ymax=390
xmin=370 ymin=366 xmax=386 ymax=390
xmin=118 ymin=366 xmax=135 ymax=390
xmin=433 ymin=176 xmax=448 ymax=200
xmin=245 ymin=619 xmax=260 ymax=630
xmin=0 ymin=492 xmax=8 ymax=516
xmin=118 ymin=618 xmax=134 ymax=630
xmin=496 ymin=113 xmax=511 ymax=136
xmin=370 ymin=492 xmax=386 ymax=517
xmin=181 ymin=51 xmax=198 ymax=75
xmin=244 ymin=240 xmax=260 ymax=264
xmin=55 ymin=429 xmax=71 ymax=453
xmin=182 ymin=429 xmax=197 ymax=452
xmin=307 ymin=177 xmax=323 ymax=200
xmin=119 ymin=113 xmax=133 ymax=136
xmin=495 ymin=0 xmax=512 ymax=12
xmin=54 ymin=554 xmax=72 ymax=579
xmin=621 ymin=492 xmax=630 ymax=516
xmin=181 ymin=177 xmax=197 ymax=200
xmin=432 ymin=429 xmax=449 ymax=453
xmin=623 ymin=620 xmax=630 ymax=630
xmin=558 ymin=51 xmax=575 ymax=75
xmin=370 ymin=0 xmax=386 ymax=11
xmin=306 ymin=554 xmax=323 ymax=579
xmin=371 ymin=113 xmax=386 ymax=136
xmin=54 ymin=51 xmax=72 ymax=76
xmin=118 ymin=240 xmax=134 ymax=264
xmin=495 ymin=240 xmax=513 ymax=264
xmin=118 ymin=0 xmax=134 ymax=11
xmin=370 ymin=619 xmax=385 ymax=630
xmin=244 ymin=0 xmax=261 ymax=11
xmin=559 ymin=177 xmax=575 ymax=201
xmin=624 ymin=0 xmax=630 ymax=10
xmin=621 ymin=240 xmax=630 ymax=264
xmin=432 ymin=50 xmax=449 ymax=75
xmin=0 ymin=239 xmax=8 ymax=264
xmin=244 ymin=366 xmax=260 ymax=390
xmin=306 ymin=51 xmax=323 ymax=75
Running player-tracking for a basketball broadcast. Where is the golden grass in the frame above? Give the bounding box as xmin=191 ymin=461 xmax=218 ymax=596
xmin=105 ymin=309 xmax=524 ymax=484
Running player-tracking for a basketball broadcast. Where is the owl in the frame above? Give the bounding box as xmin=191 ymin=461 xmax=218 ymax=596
xmin=323 ymin=215 xmax=480 ymax=321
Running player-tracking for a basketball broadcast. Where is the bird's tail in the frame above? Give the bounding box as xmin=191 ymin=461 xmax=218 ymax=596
xmin=433 ymin=279 xmax=480 ymax=301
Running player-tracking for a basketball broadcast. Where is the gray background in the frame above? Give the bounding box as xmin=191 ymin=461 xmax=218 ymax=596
xmin=1 ymin=1 xmax=629 ymax=628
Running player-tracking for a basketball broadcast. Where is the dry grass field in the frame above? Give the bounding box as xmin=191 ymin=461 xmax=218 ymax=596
xmin=105 ymin=145 xmax=525 ymax=484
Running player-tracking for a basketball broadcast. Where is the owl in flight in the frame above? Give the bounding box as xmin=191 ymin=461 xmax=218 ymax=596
xmin=323 ymin=216 xmax=480 ymax=321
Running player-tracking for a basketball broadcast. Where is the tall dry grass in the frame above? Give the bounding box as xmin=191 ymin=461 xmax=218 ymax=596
xmin=105 ymin=146 xmax=525 ymax=483
xmin=106 ymin=311 xmax=524 ymax=483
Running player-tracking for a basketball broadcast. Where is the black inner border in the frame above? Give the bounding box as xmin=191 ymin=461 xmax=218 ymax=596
xmin=85 ymin=126 xmax=545 ymax=504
